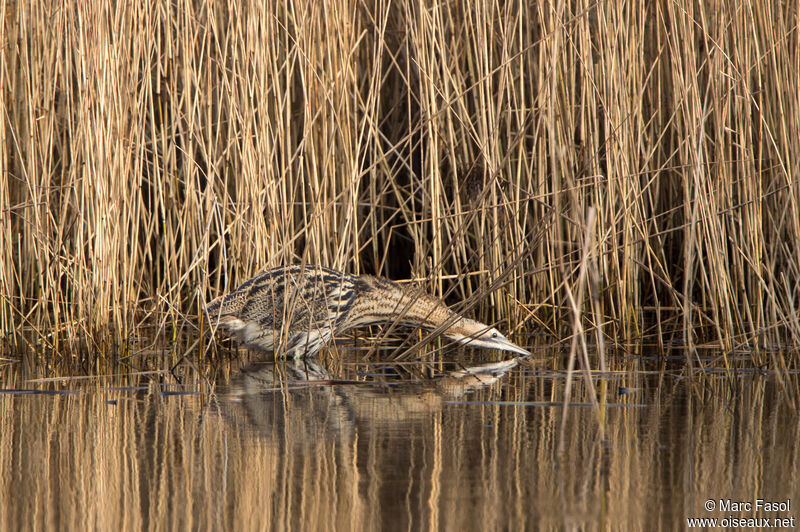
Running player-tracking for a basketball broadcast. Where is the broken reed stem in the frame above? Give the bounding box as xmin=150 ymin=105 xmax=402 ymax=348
xmin=559 ymin=206 xmax=599 ymax=455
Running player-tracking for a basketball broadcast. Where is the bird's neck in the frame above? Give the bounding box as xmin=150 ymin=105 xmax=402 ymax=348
xmin=352 ymin=276 xmax=463 ymax=333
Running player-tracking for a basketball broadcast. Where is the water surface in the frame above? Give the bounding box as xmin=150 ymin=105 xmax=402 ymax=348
xmin=1 ymin=349 xmax=798 ymax=530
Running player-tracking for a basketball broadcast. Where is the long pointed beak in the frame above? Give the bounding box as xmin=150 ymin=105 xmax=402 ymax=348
xmin=461 ymin=336 xmax=532 ymax=357
xmin=490 ymin=336 xmax=532 ymax=357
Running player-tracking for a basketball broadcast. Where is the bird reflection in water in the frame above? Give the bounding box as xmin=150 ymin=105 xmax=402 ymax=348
xmin=214 ymin=355 xmax=524 ymax=437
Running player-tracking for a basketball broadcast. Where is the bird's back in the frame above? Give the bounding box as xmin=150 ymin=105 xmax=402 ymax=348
xmin=206 ymin=265 xmax=361 ymax=356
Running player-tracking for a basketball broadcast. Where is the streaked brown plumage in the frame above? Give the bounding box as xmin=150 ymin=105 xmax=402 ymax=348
xmin=206 ymin=265 xmax=530 ymax=359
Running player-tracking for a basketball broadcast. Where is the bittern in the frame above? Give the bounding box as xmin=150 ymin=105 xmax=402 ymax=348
xmin=206 ymin=265 xmax=530 ymax=359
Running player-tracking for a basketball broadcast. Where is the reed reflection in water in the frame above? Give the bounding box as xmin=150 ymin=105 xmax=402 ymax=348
xmin=0 ymin=352 xmax=798 ymax=530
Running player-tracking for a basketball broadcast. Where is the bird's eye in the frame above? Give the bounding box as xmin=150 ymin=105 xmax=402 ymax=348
xmin=491 ymin=332 xmax=498 ymax=338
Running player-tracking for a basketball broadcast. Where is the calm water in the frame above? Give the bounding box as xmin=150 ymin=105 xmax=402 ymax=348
xmin=1 ymin=348 xmax=798 ymax=530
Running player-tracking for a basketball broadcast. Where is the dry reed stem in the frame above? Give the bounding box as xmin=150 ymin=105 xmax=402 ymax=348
xmin=1 ymin=1 xmax=798 ymax=365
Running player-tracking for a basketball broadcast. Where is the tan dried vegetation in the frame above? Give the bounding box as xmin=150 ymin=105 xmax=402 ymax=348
xmin=2 ymin=1 xmax=799 ymax=363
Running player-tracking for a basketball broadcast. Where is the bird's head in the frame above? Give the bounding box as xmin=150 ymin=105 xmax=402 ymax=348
xmin=445 ymin=317 xmax=531 ymax=357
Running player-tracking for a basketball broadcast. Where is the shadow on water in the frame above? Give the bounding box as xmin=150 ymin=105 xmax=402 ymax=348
xmin=0 ymin=346 xmax=799 ymax=530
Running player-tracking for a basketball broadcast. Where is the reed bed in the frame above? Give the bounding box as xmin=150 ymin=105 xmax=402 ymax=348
xmin=2 ymin=1 xmax=799 ymax=363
